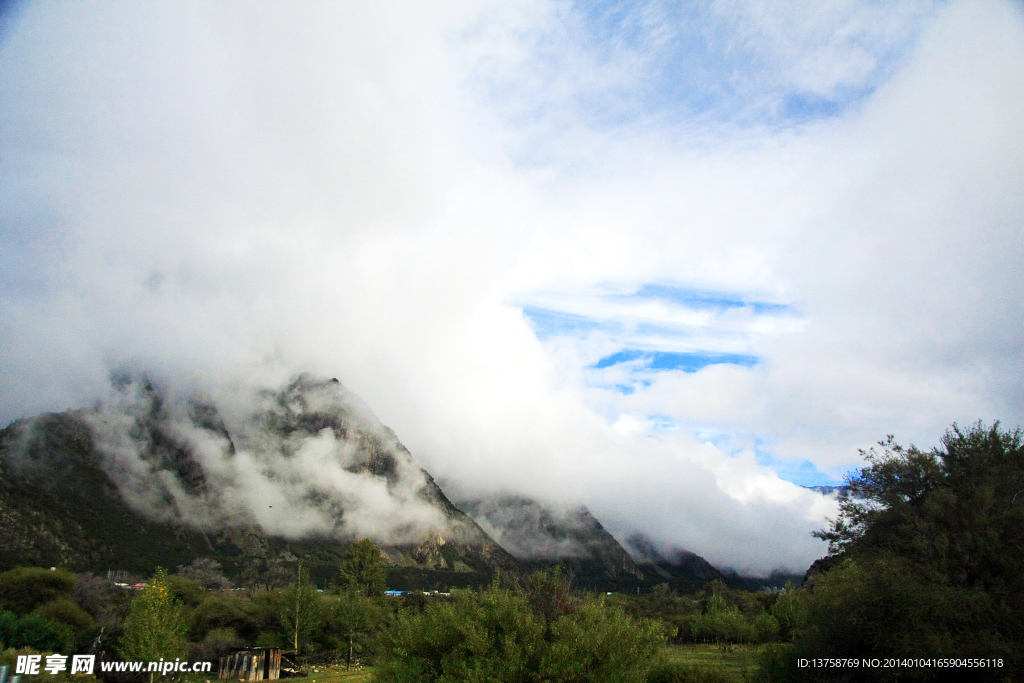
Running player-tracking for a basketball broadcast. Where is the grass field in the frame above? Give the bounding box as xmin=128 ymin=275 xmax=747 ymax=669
xmin=294 ymin=664 xmax=374 ymax=683
xmin=181 ymin=663 xmax=374 ymax=683
xmin=658 ymin=643 xmax=765 ymax=682
xmin=194 ymin=646 xmax=762 ymax=683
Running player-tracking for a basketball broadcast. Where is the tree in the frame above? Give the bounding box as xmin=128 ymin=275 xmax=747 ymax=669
xmin=118 ymin=568 xmax=189 ymax=683
xmin=375 ymin=584 xmax=665 ymax=683
xmin=767 ymin=422 xmax=1024 ymax=681
xmin=0 ymin=567 xmax=76 ymax=614
xmin=334 ymin=540 xmax=386 ymax=597
xmin=328 ymin=591 xmax=382 ymax=670
xmin=523 ymin=566 xmax=575 ymax=641
xmin=375 ymin=585 xmax=544 ymax=683
xmin=177 ymin=558 xmax=231 ymax=591
xmin=541 ymin=598 xmax=665 ymax=683
xmin=279 ymin=559 xmax=320 ymax=654
xmin=814 ymin=422 xmax=1024 ymax=582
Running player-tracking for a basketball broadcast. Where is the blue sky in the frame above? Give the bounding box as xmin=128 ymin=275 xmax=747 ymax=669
xmin=1 ymin=0 xmax=1022 ymax=573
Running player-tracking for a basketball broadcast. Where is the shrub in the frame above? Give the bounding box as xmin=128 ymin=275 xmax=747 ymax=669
xmin=0 ymin=568 xmax=76 ymax=614
xmin=541 ymin=599 xmax=665 ymax=683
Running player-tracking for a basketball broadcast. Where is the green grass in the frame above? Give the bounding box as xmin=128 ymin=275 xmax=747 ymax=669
xmin=657 ymin=644 xmax=765 ymax=683
xmin=180 ymin=664 xmax=375 ymax=683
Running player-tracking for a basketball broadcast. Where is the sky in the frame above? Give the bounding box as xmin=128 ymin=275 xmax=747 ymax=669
xmin=1 ymin=0 xmax=1022 ymax=575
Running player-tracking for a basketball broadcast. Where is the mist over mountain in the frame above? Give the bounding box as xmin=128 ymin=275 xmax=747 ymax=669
xmin=456 ymin=495 xmax=645 ymax=589
xmin=0 ymin=373 xmax=517 ymax=583
xmin=0 ymin=371 xmax=761 ymax=592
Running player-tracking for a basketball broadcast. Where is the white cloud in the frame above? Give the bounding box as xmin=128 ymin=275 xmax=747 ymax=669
xmin=1 ymin=0 xmax=1021 ymax=574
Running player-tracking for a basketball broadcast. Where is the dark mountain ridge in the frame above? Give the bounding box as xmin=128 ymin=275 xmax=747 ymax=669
xmin=1 ymin=373 xmax=770 ymax=593
xmin=457 ymin=495 xmax=646 ymax=591
xmin=0 ymin=374 xmax=515 ymax=586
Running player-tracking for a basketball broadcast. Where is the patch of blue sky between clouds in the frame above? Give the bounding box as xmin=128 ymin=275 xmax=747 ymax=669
xmin=472 ymin=0 xmax=941 ymax=156
xmin=755 ymin=448 xmax=845 ymax=488
xmin=521 ymin=306 xmax=618 ymax=342
xmin=571 ymin=0 xmax=938 ymax=129
xmin=593 ymin=349 xmax=758 ymax=372
xmin=625 ymin=284 xmax=794 ymax=315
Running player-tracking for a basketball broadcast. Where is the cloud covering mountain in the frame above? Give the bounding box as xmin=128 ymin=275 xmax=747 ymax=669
xmin=1 ymin=0 xmax=1021 ymax=574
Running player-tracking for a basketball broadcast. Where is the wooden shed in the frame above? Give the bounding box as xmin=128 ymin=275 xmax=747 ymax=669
xmin=217 ymin=648 xmax=282 ymax=681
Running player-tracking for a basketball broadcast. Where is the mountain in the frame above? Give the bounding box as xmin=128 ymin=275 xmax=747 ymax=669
xmin=802 ymin=485 xmax=849 ymax=497
xmin=456 ymin=495 xmax=646 ymax=591
xmin=0 ymin=374 xmax=516 ymax=587
xmin=623 ymin=533 xmax=725 ymax=593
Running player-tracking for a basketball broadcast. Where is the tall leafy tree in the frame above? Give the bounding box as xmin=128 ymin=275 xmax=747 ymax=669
xmin=118 ymin=568 xmax=189 ymax=683
xmin=328 ymin=591 xmax=382 ymax=670
xmin=814 ymin=422 xmax=1024 ymax=592
xmin=334 ymin=540 xmax=386 ymax=597
xmin=769 ymin=422 xmax=1024 ymax=681
xmin=279 ymin=559 xmax=319 ymax=654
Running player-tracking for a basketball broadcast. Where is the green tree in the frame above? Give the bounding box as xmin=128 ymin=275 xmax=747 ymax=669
xmin=0 ymin=610 xmax=73 ymax=652
xmin=375 ymin=585 xmax=544 ymax=683
xmin=764 ymin=422 xmax=1024 ymax=681
xmin=328 ymin=591 xmax=382 ymax=670
xmin=334 ymin=539 xmax=386 ymax=597
xmin=118 ymin=568 xmax=189 ymax=683
xmin=523 ymin=566 xmax=575 ymax=641
xmin=0 ymin=567 xmax=76 ymax=614
xmin=279 ymin=560 xmax=320 ymax=654
xmin=376 ymin=584 xmax=666 ymax=683
xmin=541 ymin=598 xmax=665 ymax=683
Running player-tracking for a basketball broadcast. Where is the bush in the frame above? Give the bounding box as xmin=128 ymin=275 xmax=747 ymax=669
xmin=686 ymin=593 xmax=752 ymax=645
xmin=32 ymin=599 xmax=97 ymax=651
xmin=0 ymin=611 xmax=73 ymax=653
xmin=542 ymin=599 xmax=665 ymax=683
xmin=376 ymin=585 xmax=667 ymax=683
xmin=646 ymin=661 xmax=736 ymax=683
xmin=0 ymin=568 xmax=76 ymax=614
xmin=375 ymin=586 xmax=543 ymax=683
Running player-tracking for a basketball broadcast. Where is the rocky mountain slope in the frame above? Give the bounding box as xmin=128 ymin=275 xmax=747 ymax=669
xmin=1 ymin=372 xmax=741 ymax=593
xmin=0 ymin=374 xmax=516 ymax=586
xmin=457 ymin=495 xmax=646 ymax=590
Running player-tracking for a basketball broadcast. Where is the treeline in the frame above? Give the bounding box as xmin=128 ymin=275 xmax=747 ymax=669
xmin=2 ymin=421 xmax=1019 ymax=683
xmin=757 ymin=422 xmax=1023 ymax=683
xmin=0 ymin=547 xmax=781 ymax=682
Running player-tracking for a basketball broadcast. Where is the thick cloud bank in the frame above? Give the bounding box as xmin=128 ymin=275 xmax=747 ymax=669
xmin=1 ymin=0 xmax=1021 ymax=574
xmin=80 ymin=373 xmax=447 ymax=545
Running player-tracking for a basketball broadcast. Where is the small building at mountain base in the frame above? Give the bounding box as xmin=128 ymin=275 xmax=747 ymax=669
xmin=217 ymin=648 xmax=281 ymax=681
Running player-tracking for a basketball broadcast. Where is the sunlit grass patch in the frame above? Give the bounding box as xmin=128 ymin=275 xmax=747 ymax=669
xmin=655 ymin=644 xmax=765 ymax=682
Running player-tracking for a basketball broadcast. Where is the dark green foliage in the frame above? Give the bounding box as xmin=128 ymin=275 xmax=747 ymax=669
xmin=814 ymin=422 xmax=1024 ymax=590
xmin=191 ymin=589 xmax=281 ymax=644
xmin=0 ymin=567 xmax=76 ymax=614
xmin=0 ymin=611 xmax=73 ymax=652
xmin=335 ymin=539 xmax=387 ymax=597
xmin=645 ymin=660 xmax=735 ymax=683
xmin=32 ymin=599 xmax=97 ymax=650
xmin=542 ymin=599 xmax=665 ymax=683
xmin=279 ymin=560 xmax=321 ymax=654
xmin=324 ymin=591 xmax=384 ymax=669
xmin=375 ymin=585 xmax=544 ymax=683
xmin=164 ymin=574 xmax=206 ymax=607
xmin=524 ymin=566 xmax=576 ymax=639
xmin=385 ymin=567 xmax=494 ymax=592
xmin=618 ymin=583 xmax=696 ymax=642
xmin=376 ymin=582 xmax=665 ymax=683
xmin=767 ymin=422 xmax=1024 ymax=681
